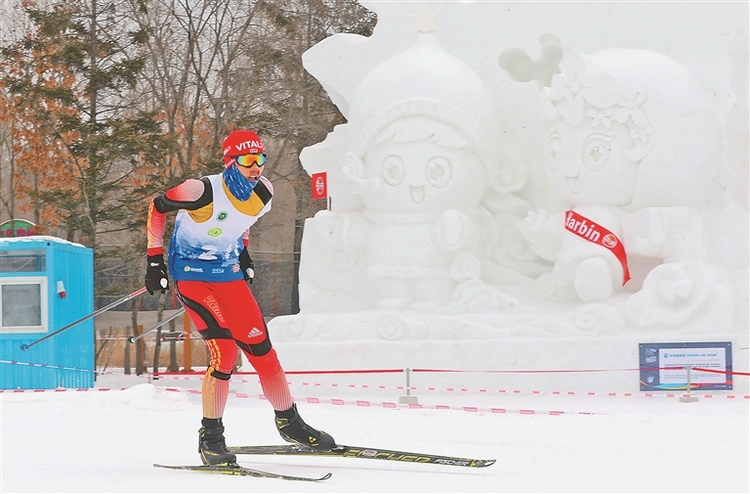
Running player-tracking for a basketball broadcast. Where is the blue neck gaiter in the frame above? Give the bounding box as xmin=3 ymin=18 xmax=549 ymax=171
xmin=222 ymin=164 xmax=258 ymax=201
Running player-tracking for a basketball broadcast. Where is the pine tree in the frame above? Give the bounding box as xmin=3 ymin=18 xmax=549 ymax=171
xmin=0 ymin=0 xmax=171 ymax=247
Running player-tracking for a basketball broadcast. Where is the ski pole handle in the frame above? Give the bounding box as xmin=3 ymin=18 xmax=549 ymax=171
xmin=128 ymin=308 xmax=186 ymax=344
xmin=21 ymin=287 xmax=148 ymax=351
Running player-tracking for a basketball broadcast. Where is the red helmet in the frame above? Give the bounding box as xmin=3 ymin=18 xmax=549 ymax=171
xmin=222 ymin=129 xmax=265 ymax=166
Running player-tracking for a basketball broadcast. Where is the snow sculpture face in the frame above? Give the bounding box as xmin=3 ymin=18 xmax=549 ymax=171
xmin=542 ymin=50 xmax=722 ymax=211
xmin=359 ymin=117 xmax=487 ymax=214
xmin=546 ymin=122 xmax=638 ymax=206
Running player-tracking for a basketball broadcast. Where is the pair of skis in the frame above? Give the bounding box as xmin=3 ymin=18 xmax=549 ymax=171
xmin=155 ymin=443 xmax=496 ymax=482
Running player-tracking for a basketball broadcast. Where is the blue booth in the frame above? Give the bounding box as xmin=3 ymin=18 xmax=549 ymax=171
xmin=0 ymin=236 xmax=94 ymax=389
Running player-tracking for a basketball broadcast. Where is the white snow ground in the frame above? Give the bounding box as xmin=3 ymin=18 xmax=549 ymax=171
xmin=1 ymin=368 xmax=748 ymax=493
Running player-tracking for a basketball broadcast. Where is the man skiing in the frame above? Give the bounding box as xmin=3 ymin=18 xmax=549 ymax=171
xmin=144 ymin=129 xmax=336 ymax=466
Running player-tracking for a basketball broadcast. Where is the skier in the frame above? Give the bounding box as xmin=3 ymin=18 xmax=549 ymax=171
xmin=144 ymin=129 xmax=336 ymax=466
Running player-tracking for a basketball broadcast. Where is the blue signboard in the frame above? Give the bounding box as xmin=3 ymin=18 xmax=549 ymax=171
xmin=639 ymin=341 xmax=733 ymax=391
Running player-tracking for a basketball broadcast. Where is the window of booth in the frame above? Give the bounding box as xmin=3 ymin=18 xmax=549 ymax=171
xmin=0 ymin=277 xmax=48 ymax=333
xmin=0 ymin=249 xmax=46 ymax=272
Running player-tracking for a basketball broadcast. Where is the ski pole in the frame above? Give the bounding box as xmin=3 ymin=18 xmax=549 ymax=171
xmin=20 ymin=286 xmax=148 ymax=351
xmin=128 ymin=307 xmax=186 ymax=343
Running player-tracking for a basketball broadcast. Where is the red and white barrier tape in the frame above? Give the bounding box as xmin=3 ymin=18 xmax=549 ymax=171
xmin=1 ymin=386 xmax=598 ymax=415
xmin=141 ymin=373 xmax=750 ymax=400
xmin=3 ymin=382 xmax=748 ymax=406
xmin=2 ymin=360 xmax=748 ymax=400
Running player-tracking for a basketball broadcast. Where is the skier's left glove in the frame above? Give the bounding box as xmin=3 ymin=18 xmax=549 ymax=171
xmin=239 ymin=248 xmax=255 ymax=284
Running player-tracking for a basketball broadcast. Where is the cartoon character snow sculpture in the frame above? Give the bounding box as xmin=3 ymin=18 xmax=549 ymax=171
xmin=297 ymin=31 xmax=528 ymax=313
xmin=500 ymin=41 xmax=742 ymax=331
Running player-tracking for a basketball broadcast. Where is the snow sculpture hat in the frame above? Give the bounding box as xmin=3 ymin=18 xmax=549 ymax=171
xmin=342 ymin=33 xmax=527 ymax=196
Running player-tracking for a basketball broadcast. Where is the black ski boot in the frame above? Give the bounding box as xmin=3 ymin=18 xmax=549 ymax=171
xmin=198 ymin=418 xmax=237 ymax=466
xmin=274 ymin=404 xmax=336 ymax=450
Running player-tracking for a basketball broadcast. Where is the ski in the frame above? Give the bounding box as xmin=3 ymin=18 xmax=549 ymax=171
xmin=153 ymin=463 xmax=332 ymax=482
xmin=228 ymin=444 xmax=496 ymax=468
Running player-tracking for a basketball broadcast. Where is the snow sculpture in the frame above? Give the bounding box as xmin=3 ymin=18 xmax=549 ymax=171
xmin=251 ymin=1 xmax=746 ymax=391
xmin=501 ymin=42 xmax=747 ymax=331
xmin=297 ymin=28 xmax=529 ymax=314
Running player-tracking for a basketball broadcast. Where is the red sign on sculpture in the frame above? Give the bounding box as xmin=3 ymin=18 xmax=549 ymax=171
xmin=311 ymin=172 xmax=328 ymax=200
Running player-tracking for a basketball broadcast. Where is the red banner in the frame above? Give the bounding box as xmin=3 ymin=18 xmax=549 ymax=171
xmin=564 ymin=210 xmax=631 ymax=286
xmin=311 ymin=172 xmax=328 ymax=200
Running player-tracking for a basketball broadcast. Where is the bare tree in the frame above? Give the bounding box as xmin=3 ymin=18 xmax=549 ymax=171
xmin=128 ymin=0 xmax=375 ymax=316
xmin=246 ymin=0 xmax=376 ymax=311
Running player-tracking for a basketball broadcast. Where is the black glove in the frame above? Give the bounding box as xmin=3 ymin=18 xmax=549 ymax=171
xmin=145 ymin=254 xmax=170 ymax=295
xmin=239 ymin=248 xmax=255 ymax=284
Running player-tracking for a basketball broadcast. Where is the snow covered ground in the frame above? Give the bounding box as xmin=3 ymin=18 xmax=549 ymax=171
xmin=1 ymin=369 xmax=748 ymax=493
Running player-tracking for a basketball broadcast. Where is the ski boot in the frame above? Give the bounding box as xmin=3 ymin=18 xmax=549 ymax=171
xmin=274 ymin=404 xmax=336 ymax=450
xmin=198 ymin=418 xmax=237 ymax=466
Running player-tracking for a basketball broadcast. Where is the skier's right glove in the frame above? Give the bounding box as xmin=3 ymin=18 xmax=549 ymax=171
xmin=145 ymin=253 xmax=170 ymax=295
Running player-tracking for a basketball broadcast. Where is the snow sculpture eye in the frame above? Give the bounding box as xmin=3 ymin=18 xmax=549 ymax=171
xmin=582 ymin=134 xmax=613 ymax=171
xmin=546 ymin=133 xmax=562 ymax=172
xmin=425 ymin=156 xmax=451 ymax=188
xmin=382 ymin=155 xmax=404 ymax=186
